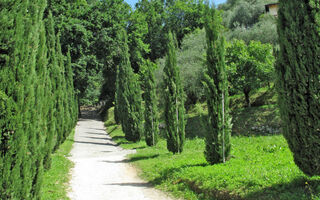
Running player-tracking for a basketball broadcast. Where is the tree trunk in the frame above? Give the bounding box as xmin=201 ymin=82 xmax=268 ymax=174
xmin=244 ymin=89 xmax=250 ymax=107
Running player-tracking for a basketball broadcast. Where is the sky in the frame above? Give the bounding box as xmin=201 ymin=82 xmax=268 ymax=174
xmin=125 ymin=0 xmax=227 ymax=8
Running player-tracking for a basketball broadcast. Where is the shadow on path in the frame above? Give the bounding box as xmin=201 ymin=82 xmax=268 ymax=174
xmin=85 ymin=132 xmax=107 ymax=136
xmin=73 ymin=140 xmax=118 ymax=147
xmin=82 ymin=136 xmax=111 ymax=141
xmin=101 ymin=160 xmax=130 ymax=164
xmin=104 ymin=182 xmax=152 ymax=188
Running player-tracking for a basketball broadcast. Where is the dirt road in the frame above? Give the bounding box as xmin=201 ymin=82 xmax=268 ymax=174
xmin=68 ymin=111 xmax=174 ymax=200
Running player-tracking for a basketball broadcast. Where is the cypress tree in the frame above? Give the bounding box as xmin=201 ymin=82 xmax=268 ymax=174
xmin=65 ymin=48 xmax=78 ymax=131
xmin=114 ymin=65 xmax=121 ymax=124
xmin=163 ymin=32 xmax=185 ymax=154
xmin=32 ymin=2 xmax=48 ymax=196
xmin=0 ymin=2 xmax=27 ymax=198
xmin=116 ymin=29 xmax=143 ymax=142
xmin=203 ymin=7 xmax=231 ymax=164
xmin=56 ymin=33 xmax=69 ymax=142
xmin=142 ymin=60 xmax=159 ymax=146
xmin=0 ymin=0 xmax=48 ymax=198
xmin=277 ymin=0 xmax=320 ymax=176
xmin=45 ymin=11 xmax=59 ymax=161
xmin=54 ymin=33 xmax=65 ymax=149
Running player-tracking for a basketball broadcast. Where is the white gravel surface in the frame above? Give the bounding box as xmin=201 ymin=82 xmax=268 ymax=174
xmin=68 ymin=116 xmax=174 ymax=200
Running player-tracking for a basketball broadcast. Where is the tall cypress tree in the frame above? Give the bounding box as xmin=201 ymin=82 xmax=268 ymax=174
xmin=0 ymin=2 xmax=28 ymax=198
xmin=163 ymin=32 xmax=185 ymax=154
xmin=44 ymin=11 xmax=59 ymax=165
xmin=277 ymin=0 xmax=320 ymax=176
xmin=0 ymin=0 xmax=48 ymax=198
xmin=142 ymin=60 xmax=159 ymax=146
xmin=65 ymin=48 xmax=78 ymax=131
xmin=114 ymin=63 xmax=121 ymax=124
xmin=203 ymin=7 xmax=231 ymax=164
xmin=116 ymin=29 xmax=143 ymax=142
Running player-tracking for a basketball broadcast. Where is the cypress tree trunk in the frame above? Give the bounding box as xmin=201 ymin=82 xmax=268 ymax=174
xmin=116 ymin=29 xmax=143 ymax=142
xmin=143 ymin=60 xmax=159 ymax=146
xmin=277 ymin=0 xmax=320 ymax=176
xmin=163 ymin=32 xmax=185 ymax=154
xmin=203 ymin=7 xmax=231 ymax=165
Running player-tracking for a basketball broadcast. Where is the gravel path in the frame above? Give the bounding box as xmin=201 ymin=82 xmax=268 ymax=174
xmin=68 ymin=112 xmax=174 ymax=200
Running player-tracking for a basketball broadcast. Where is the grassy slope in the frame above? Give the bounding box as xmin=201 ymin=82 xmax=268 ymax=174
xmin=42 ymin=130 xmax=75 ymax=200
xmin=105 ymin=90 xmax=320 ymax=200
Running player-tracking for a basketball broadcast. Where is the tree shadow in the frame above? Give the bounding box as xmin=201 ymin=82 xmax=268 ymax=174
xmin=245 ymin=177 xmax=320 ymax=200
xmin=100 ymin=150 xmax=113 ymax=153
xmin=112 ymin=135 xmax=125 ymax=140
xmin=85 ymin=132 xmax=107 ymax=136
xmin=132 ymin=146 xmax=146 ymax=150
xmin=101 ymin=159 xmax=129 ymax=163
xmin=129 ymin=154 xmax=159 ymax=162
xmin=185 ymin=115 xmax=207 ymax=139
xmin=108 ymin=126 xmax=118 ymax=134
xmin=87 ymin=128 xmax=106 ymax=131
xmin=82 ymin=136 xmax=111 ymax=141
xmin=151 ymin=163 xmax=208 ymax=185
xmin=104 ymin=182 xmax=152 ymax=188
xmin=101 ymin=154 xmax=160 ymax=164
xmin=231 ymin=106 xmax=281 ymax=136
xmin=73 ymin=140 xmax=118 ymax=147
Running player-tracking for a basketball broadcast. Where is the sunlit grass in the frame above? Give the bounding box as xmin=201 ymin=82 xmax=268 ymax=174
xmin=107 ymin=124 xmax=320 ymax=200
xmin=42 ymin=130 xmax=75 ymax=200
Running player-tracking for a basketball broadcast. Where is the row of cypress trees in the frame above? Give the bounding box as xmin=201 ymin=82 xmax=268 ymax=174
xmin=0 ymin=1 xmax=78 ymax=199
xmin=116 ymin=1 xmax=320 ymax=177
xmin=114 ymin=5 xmax=231 ymax=162
xmin=114 ymin=28 xmax=185 ymax=152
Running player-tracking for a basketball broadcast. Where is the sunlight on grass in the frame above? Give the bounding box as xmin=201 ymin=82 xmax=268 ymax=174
xmin=42 ymin=130 xmax=75 ymax=200
xmin=106 ymin=123 xmax=320 ymax=200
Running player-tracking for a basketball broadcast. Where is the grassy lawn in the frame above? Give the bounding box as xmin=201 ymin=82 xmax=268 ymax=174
xmin=106 ymin=124 xmax=320 ymax=200
xmin=42 ymin=130 xmax=75 ymax=200
xmin=105 ymin=88 xmax=320 ymax=199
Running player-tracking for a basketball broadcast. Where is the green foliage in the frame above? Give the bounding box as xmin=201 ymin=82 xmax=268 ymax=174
xmin=163 ymin=32 xmax=185 ymax=154
xmin=135 ymin=0 xmax=167 ymax=61
xmin=277 ymin=0 xmax=320 ymax=176
xmin=221 ymin=0 xmax=278 ymax=45
xmin=0 ymin=2 xmax=78 ymax=199
xmin=127 ymin=9 xmax=150 ymax=72
xmin=48 ymin=0 xmax=130 ymax=108
xmin=203 ymin=7 xmax=231 ymax=164
xmin=165 ymin=0 xmax=205 ymax=47
xmin=156 ymin=29 xmax=207 ymax=107
xmin=141 ymin=60 xmax=159 ymax=146
xmin=227 ymin=0 xmax=264 ymax=29
xmin=135 ymin=0 xmax=205 ymax=61
xmin=226 ymin=39 xmax=275 ymax=106
xmin=106 ymin=117 xmax=320 ymax=200
xmin=116 ymin=30 xmax=143 ymax=142
xmin=226 ymin=14 xmax=278 ymax=45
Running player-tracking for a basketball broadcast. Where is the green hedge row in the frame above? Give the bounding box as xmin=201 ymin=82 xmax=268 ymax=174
xmin=0 ymin=1 xmax=78 ymax=199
